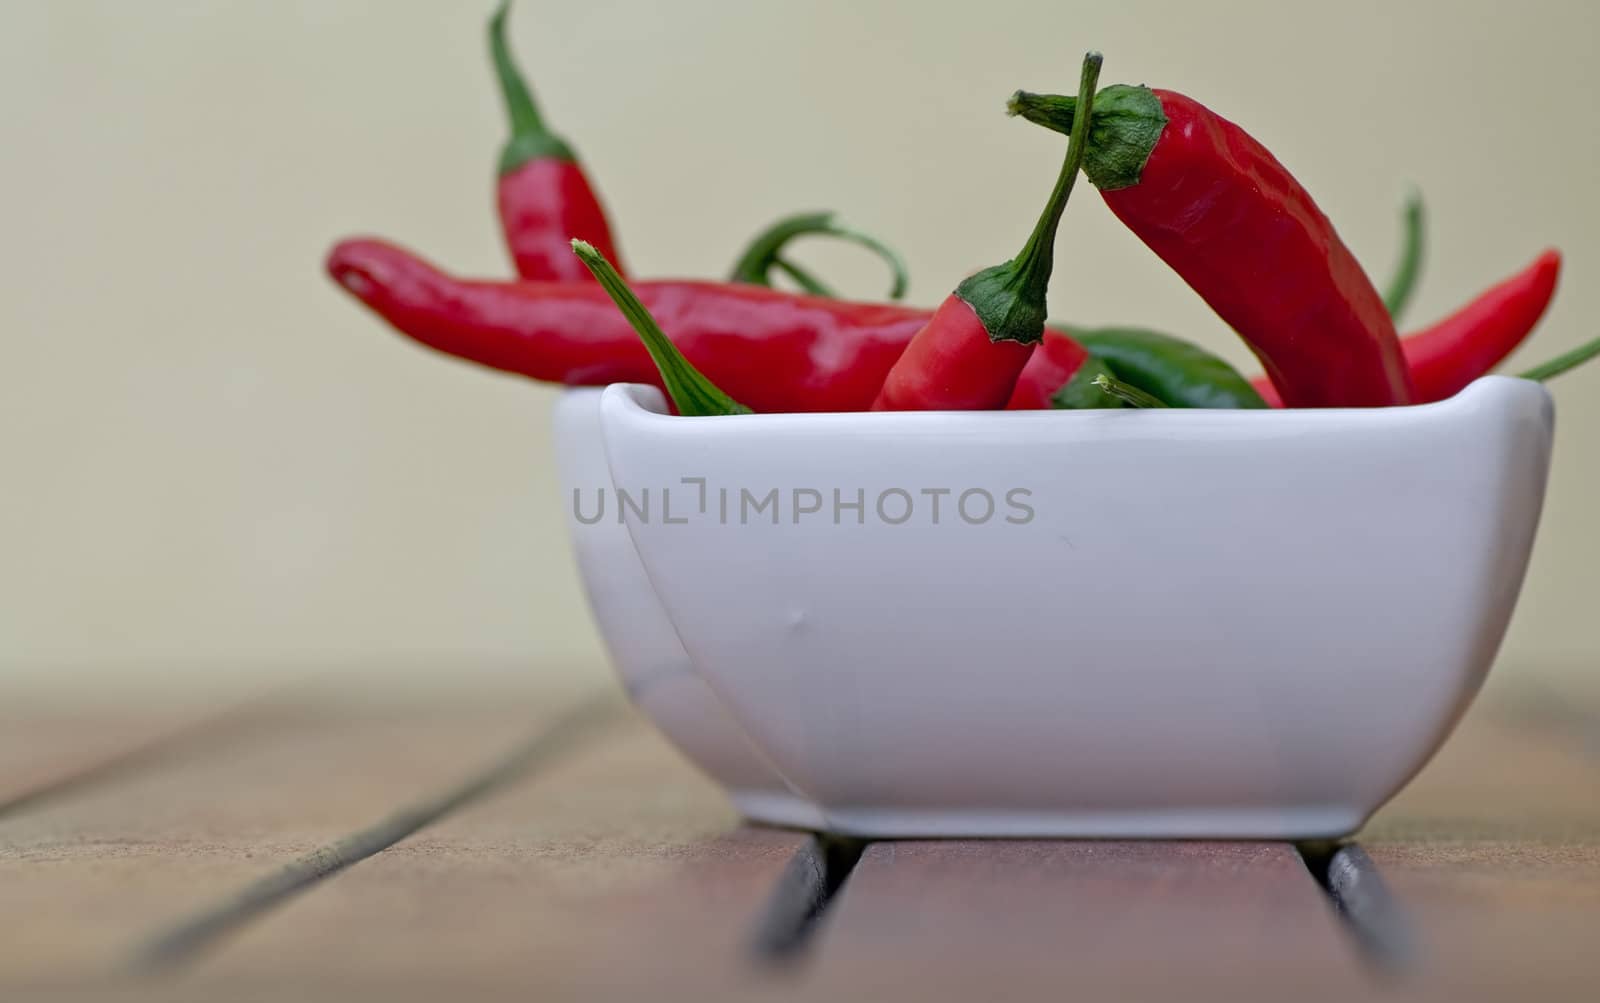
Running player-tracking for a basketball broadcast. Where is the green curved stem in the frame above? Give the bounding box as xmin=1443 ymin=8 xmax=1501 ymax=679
xmin=730 ymin=212 xmax=830 ymax=281
xmin=571 ymin=240 xmax=750 ymax=416
xmin=956 ymin=52 xmax=1102 ymax=343
xmin=1518 ymin=333 xmax=1600 ymax=382
xmin=1003 ymin=86 xmax=1164 ymax=192
xmin=1384 ymin=189 xmax=1425 ymax=321
xmin=1092 ymin=373 xmax=1169 ymax=408
xmin=489 ymin=0 xmax=573 ymax=174
xmin=771 ymin=257 xmax=837 ymax=298
xmin=729 ymin=212 xmax=909 ymax=300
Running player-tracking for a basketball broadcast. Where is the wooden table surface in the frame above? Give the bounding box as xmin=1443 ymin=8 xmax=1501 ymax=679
xmin=2 ymin=671 xmax=1597 ymax=1001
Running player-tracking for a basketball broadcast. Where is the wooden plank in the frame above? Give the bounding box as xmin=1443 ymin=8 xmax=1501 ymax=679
xmin=1367 ymin=697 xmax=1600 ymax=841
xmin=0 ymin=684 xmax=606 ymax=982
xmin=803 ymin=840 xmax=1368 ymax=1001
xmin=7 ymin=681 xmax=1595 ymax=1000
xmin=1360 ymin=693 xmax=1600 ymax=999
xmin=166 ymin=715 xmax=809 ymax=1001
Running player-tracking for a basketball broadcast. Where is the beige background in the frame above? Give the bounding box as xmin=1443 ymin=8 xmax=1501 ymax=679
xmin=2 ymin=0 xmax=1595 ymax=690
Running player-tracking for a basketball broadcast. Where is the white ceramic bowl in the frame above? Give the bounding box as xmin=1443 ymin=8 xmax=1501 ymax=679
xmin=556 ymin=377 xmax=1553 ymax=839
xmin=554 ymin=390 xmax=826 ymax=830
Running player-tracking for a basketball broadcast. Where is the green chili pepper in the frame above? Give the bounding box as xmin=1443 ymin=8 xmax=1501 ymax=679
xmin=1074 ymin=327 xmax=1268 ymax=409
xmin=1050 ymin=352 xmax=1126 ymax=409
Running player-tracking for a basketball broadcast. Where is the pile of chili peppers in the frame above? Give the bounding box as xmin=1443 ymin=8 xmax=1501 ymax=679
xmin=327 ymin=2 xmax=1599 ymax=419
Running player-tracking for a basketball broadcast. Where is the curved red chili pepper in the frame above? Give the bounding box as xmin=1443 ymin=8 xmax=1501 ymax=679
xmin=874 ymin=53 xmax=1103 ymax=411
xmin=1011 ymin=87 xmax=1413 ymax=407
xmin=1022 ymin=250 xmax=1559 ymax=409
xmin=1114 ymin=90 xmax=1412 ymax=406
xmin=327 ymin=238 xmax=931 ymax=414
xmin=489 ymin=1 xmax=622 ymax=281
xmin=1010 ymin=192 xmax=1430 ymax=410
xmin=1252 ymin=251 xmax=1561 ymax=406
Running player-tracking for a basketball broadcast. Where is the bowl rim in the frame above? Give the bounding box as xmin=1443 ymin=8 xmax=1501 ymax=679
xmin=596 ymin=374 xmax=1549 ymax=425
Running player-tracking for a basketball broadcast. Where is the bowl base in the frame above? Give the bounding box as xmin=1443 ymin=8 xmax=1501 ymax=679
xmin=729 ymin=790 xmax=829 ymax=831
xmin=758 ymin=805 xmax=1368 ymax=840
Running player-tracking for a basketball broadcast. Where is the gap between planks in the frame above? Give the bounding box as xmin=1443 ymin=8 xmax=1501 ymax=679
xmin=0 ymin=684 xmax=320 ymax=824
xmin=752 ymin=837 xmax=1418 ymax=990
xmin=7 ymin=679 xmax=1596 ymax=998
xmin=128 ymin=692 xmax=625 ymax=973
xmin=1295 ymin=840 xmax=1415 ymax=975
xmin=752 ymin=682 xmax=1600 ymax=993
xmin=747 ymin=834 xmax=867 ymax=963
xmin=123 ymin=715 xmax=806 ymax=1000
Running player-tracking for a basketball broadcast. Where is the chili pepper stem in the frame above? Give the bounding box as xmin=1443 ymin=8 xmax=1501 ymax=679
xmin=771 ymin=257 xmax=835 ymax=298
xmin=570 ymin=240 xmax=751 ymax=416
xmin=489 ymin=0 xmax=574 ymax=172
xmin=955 ymin=52 xmax=1103 ymax=345
xmin=1383 ymin=189 xmax=1426 ymax=321
xmin=728 ymin=212 xmax=910 ymax=300
xmin=1092 ymin=373 xmax=1169 ymax=408
xmin=1004 ymin=87 xmax=1167 ymax=191
xmin=1518 ymin=333 xmax=1600 ymax=382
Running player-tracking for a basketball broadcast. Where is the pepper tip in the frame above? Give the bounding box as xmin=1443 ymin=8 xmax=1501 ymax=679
xmin=325 ymin=240 xmax=387 ymax=300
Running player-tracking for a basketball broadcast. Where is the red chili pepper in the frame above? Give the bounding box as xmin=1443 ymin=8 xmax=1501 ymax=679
xmin=873 ymin=54 xmax=1103 ymax=411
xmin=489 ymin=1 xmax=623 ymax=281
xmin=1010 ymin=87 xmax=1414 ymax=407
xmin=1251 ymin=250 xmax=1562 ymax=406
xmin=1005 ymin=332 xmax=1089 ymax=409
xmin=871 ymin=296 xmax=1039 ymax=409
xmin=1011 ymin=194 xmax=1428 ymax=410
xmin=327 ymin=238 xmax=938 ymax=413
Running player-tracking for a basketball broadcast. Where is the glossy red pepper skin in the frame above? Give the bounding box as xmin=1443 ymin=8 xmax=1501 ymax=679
xmin=1006 ymin=331 xmax=1088 ymax=409
xmin=875 ymin=54 xmax=1103 ymax=412
xmin=1101 ymin=90 xmax=1413 ymax=407
xmin=328 ymin=238 xmax=933 ymax=413
xmin=498 ymin=158 xmax=623 ymax=282
xmin=1401 ymin=249 xmax=1561 ymax=401
xmin=1385 ymin=250 xmax=1560 ymax=403
xmin=489 ymin=1 xmax=623 ymax=282
xmin=873 ymin=297 xmax=1037 ymax=410
xmin=1251 ymin=250 xmax=1562 ymax=406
